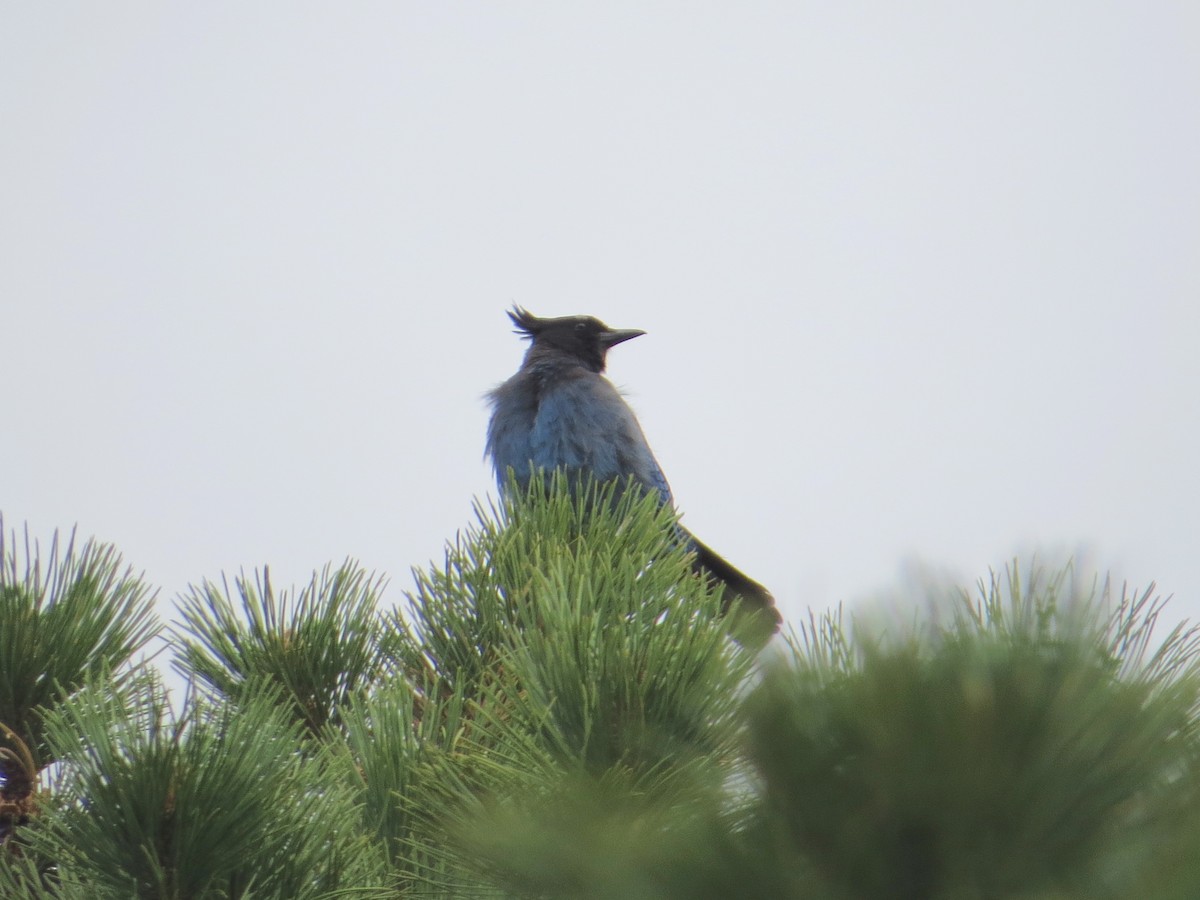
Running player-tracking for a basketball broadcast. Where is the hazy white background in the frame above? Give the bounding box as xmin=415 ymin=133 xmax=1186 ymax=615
xmin=3 ymin=5 xmax=1198 ymax=638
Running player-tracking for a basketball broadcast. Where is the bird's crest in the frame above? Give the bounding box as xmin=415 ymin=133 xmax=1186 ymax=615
xmin=507 ymin=305 xmax=545 ymax=339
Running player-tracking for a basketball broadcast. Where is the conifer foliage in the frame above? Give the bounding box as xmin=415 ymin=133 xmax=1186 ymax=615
xmin=2 ymin=492 xmax=1199 ymax=898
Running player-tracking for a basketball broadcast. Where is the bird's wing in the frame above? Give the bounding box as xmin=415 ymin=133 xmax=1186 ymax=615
xmin=485 ymin=376 xmax=539 ymax=489
xmin=530 ymin=370 xmax=673 ymax=505
xmin=639 ymin=440 xmax=673 ymax=505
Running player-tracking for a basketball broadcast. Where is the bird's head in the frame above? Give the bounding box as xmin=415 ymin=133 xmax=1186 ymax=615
xmin=508 ymin=306 xmax=645 ymax=373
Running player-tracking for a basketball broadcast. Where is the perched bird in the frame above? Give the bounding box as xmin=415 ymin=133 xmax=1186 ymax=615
xmin=486 ymin=306 xmax=780 ymax=637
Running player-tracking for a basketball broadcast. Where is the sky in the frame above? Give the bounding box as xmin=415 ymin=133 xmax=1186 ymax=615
xmin=3 ymin=4 xmax=1198 ymax=649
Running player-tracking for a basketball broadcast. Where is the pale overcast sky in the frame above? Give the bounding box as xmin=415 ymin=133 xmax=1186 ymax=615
xmin=3 ymin=5 xmax=1198 ymax=640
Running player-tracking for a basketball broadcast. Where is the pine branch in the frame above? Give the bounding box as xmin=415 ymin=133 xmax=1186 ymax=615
xmin=172 ymin=560 xmax=395 ymax=737
xmin=0 ymin=515 xmax=159 ymax=849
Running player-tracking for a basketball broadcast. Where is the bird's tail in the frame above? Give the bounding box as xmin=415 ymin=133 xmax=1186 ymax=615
xmin=685 ymin=530 xmax=781 ymax=645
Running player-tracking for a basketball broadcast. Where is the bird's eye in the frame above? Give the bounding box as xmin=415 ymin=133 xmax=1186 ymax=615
xmin=575 ymin=322 xmax=588 ymax=333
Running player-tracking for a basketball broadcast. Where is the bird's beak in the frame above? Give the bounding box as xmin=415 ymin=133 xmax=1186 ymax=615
xmin=600 ymin=328 xmax=646 ymax=348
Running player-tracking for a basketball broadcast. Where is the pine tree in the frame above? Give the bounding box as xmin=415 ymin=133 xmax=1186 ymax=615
xmin=2 ymin=487 xmax=1198 ymax=898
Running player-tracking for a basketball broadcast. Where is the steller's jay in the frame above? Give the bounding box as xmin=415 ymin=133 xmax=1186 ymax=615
xmin=486 ymin=306 xmax=780 ymax=638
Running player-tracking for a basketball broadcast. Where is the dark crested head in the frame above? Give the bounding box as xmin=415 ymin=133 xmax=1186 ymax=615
xmin=507 ymin=305 xmax=644 ymax=372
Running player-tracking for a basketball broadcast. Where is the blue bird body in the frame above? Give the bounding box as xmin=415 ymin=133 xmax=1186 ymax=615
xmin=488 ymin=361 xmax=672 ymax=504
xmin=486 ymin=306 xmax=779 ymax=638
